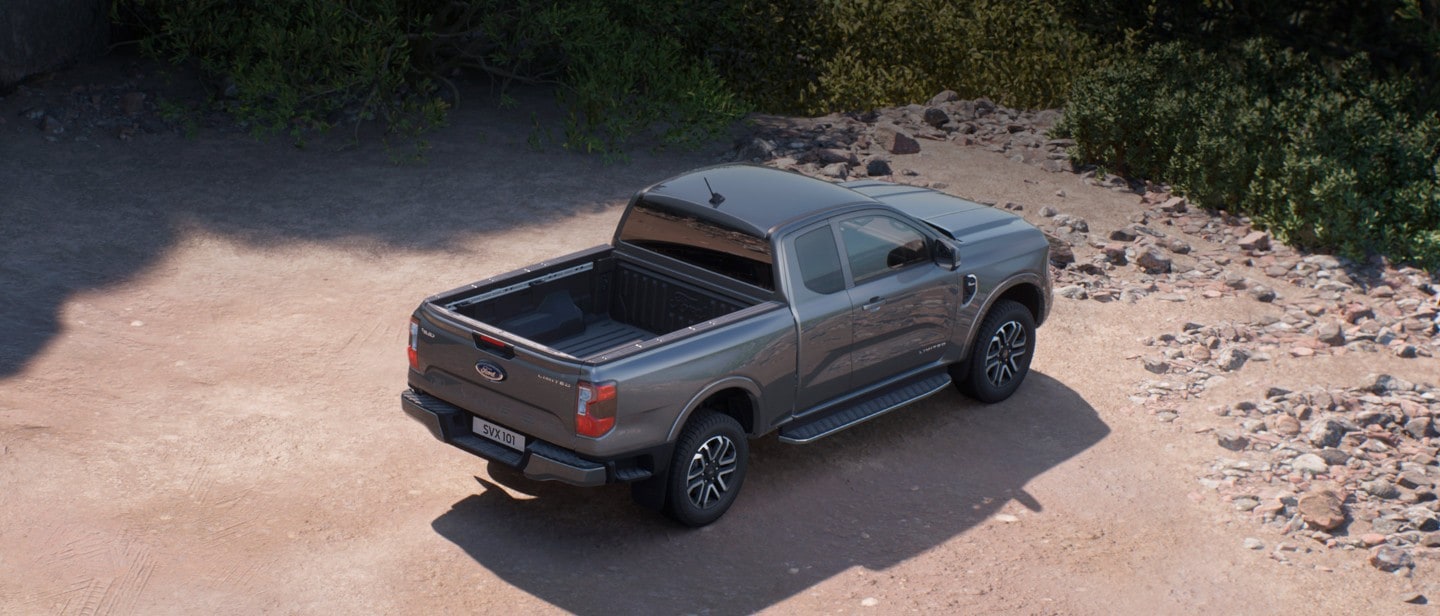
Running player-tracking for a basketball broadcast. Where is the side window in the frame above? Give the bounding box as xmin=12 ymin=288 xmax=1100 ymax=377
xmin=794 ymin=226 xmax=845 ymax=294
xmin=839 ymin=215 xmax=929 ymax=283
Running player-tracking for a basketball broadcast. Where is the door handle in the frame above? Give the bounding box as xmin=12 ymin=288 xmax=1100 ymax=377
xmin=862 ymin=296 xmax=886 ymax=311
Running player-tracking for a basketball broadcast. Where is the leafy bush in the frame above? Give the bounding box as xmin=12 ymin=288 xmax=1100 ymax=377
xmin=1058 ymin=40 xmax=1440 ymax=268
xmin=116 ymin=0 xmax=743 ymax=153
xmin=710 ymin=0 xmax=1098 ymax=114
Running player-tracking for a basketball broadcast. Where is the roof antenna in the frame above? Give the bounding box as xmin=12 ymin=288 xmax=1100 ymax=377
xmin=704 ymin=177 xmax=725 ymax=208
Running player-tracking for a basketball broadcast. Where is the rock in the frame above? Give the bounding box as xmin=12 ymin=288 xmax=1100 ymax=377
xmin=1159 ymin=197 xmax=1187 ymax=213
xmin=1143 ymin=356 xmax=1169 ymax=374
xmin=874 ymin=126 xmax=920 ymax=155
xmin=1269 ymin=414 xmax=1302 ymax=436
xmin=1045 ymin=233 xmax=1075 ymax=268
xmin=1369 ymin=284 xmax=1396 ymax=298
xmin=927 ymin=89 xmax=959 ymax=105
xmin=1405 ymin=417 xmax=1433 ymax=439
xmin=816 ymin=148 xmax=856 ymax=165
xmin=820 ymin=162 xmax=849 ymax=179
xmin=1400 ymin=592 xmax=1428 ymax=605
xmin=1362 ymin=479 xmax=1400 ymax=499
xmin=1039 ymin=206 xmax=1059 ymax=218
xmin=1395 ymin=345 xmax=1419 ymax=359
xmin=1109 ymin=228 xmax=1137 ymax=242
xmin=1053 ymin=214 xmax=1088 ymax=232
xmin=922 ymin=107 xmax=950 ymax=128
xmin=1315 ymin=321 xmax=1345 ymax=346
xmin=1166 ymin=238 xmax=1192 ymax=254
xmin=1398 ymin=471 xmax=1433 ymax=490
xmin=1188 ymin=344 xmax=1212 ymax=362
xmin=1298 ymin=488 xmax=1346 ymax=530
xmin=1369 ymin=545 xmax=1414 ymax=572
xmin=1238 ymin=231 xmax=1272 ymax=251
xmin=864 ymin=158 xmax=892 ymax=176
xmin=1136 ymin=247 xmax=1172 ymax=274
xmin=736 ymin=137 xmax=775 ymax=161
xmin=1216 ymin=429 xmax=1249 ymax=451
xmin=1249 ymin=285 xmax=1277 ymax=302
xmin=121 ymin=91 xmax=146 ymax=116
xmin=1057 ymin=285 xmax=1087 ymax=300
xmin=1307 ymin=417 xmax=1349 ymax=448
xmin=1216 ymin=347 xmax=1250 ymax=372
xmin=1291 ymin=453 xmax=1329 ymax=474
xmin=1102 ymin=243 xmax=1128 ymax=265
xmin=1243 ymin=537 xmax=1264 ymax=550
xmin=1316 ymin=448 xmax=1350 ymax=466
xmin=1369 ymin=373 xmax=1414 ymax=394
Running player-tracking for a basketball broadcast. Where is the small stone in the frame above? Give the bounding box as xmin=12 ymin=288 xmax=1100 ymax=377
xmin=1405 ymin=417 xmax=1433 ymax=439
xmin=1249 ymin=285 xmax=1277 ymax=302
xmin=1136 ymin=247 xmax=1172 ymax=274
xmin=1395 ymin=345 xmax=1419 ymax=359
xmin=1307 ymin=417 xmax=1349 ymax=448
xmin=1400 ymin=593 xmax=1427 ymax=605
xmin=1239 ymin=231 xmax=1272 ymax=251
xmin=1269 ymin=414 xmax=1302 ymax=436
xmin=816 ymin=148 xmax=856 ymax=165
xmin=861 ymin=597 xmax=879 ymax=607
xmin=41 ymin=115 xmax=64 ymax=135
xmin=865 ymin=158 xmax=892 ymax=176
xmin=1056 ymin=285 xmax=1087 ymax=300
xmin=1167 ymin=238 xmax=1192 ymax=254
xmin=1291 ymin=453 xmax=1329 ymax=474
xmin=1360 ymin=533 xmax=1387 ymax=546
xmin=1243 ymin=537 xmax=1264 ymax=550
xmin=1188 ymin=344 xmax=1211 ymax=362
xmin=1143 ymin=356 xmax=1169 ymax=374
xmin=1369 ymin=545 xmax=1414 ymax=572
xmin=1159 ymin=197 xmax=1187 ymax=213
xmin=1216 ymin=347 xmax=1250 ymax=372
xmin=1298 ymin=488 xmax=1346 ymax=530
xmin=1109 ymin=228 xmax=1137 ymax=242
xmin=922 ymin=107 xmax=950 ymax=128
xmin=1363 ymin=479 xmax=1400 ymax=499
xmin=1315 ymin=321 xmax=1345 ymax=346
xmin=1369 ymin=373 xmax=1413 ymax=394
xmin=1102 ymin=244 xmax=1128 ymax=265
xmin=1216 ymin=429 xmax=1249 ymax=451
xmin=1369 ymin=284 xmax=1396 ymax=298
xmin=1398 ymin=471 xmax=1434 ymax=490
xmin=927 ymin=89 xmax=959 ymax=105
xmin=874 ymin=126 xmax=920 ymax=155
xmin=820 ymin=162 xmax=850 ymax=179
xmin=1039 ymin=206 xmax=1059 ymax=217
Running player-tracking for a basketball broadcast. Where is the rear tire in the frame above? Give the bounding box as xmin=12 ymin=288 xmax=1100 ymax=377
xmin=663 ymin=412 xmax=748 ymax=527
xmin=957 ymin=299 xmax=1036 ymax=403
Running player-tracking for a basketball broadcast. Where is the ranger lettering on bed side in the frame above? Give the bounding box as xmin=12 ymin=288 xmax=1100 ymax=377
xmin=402 ymin=164 xmax=1052 ymax=526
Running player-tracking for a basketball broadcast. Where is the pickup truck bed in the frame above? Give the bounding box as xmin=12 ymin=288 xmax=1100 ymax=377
xmin=438 ymin=249 xmax=754 ymax=360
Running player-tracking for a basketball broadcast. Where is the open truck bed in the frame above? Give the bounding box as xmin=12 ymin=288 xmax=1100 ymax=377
xmin=432 ymin=247 xmax=758 ymax=361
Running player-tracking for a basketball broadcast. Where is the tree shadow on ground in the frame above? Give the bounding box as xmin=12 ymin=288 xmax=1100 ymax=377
xmin=431 ymin=372 xmax=1107 ymax=615
xmin=0 ymin=59 xmax=719 ymax=378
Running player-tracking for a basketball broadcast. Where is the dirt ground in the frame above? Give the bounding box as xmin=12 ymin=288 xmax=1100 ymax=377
xmin=2 ymin=58 xmax=1437 ymax=615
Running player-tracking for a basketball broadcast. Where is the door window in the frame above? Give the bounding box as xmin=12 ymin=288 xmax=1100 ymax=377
xmin=793 ymin=226 xmax=845 ymax=294
xmin=838 ymin=215 xmax=929 ymax=283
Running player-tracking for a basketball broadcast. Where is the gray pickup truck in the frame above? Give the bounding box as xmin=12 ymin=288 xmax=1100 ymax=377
xmin=403 ymin=164 xmax=1051 ymax=526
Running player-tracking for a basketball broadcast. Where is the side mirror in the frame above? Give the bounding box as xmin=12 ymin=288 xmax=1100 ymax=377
xmin=933 ymin=237 xmax=961 ymax=271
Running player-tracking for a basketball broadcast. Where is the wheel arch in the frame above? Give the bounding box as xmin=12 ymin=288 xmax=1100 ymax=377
xmin=962 ymin=274 xmax=1047 ymax=356
xmin=665 ymin=377 xmax=761 ymax=442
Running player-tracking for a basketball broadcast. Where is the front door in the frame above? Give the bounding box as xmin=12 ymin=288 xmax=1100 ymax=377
xmin=836 ymin=213 xmax=957 ymax=389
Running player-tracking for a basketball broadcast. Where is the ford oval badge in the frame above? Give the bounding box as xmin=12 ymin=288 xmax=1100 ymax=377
xmin=475 ymin=361 xmax=507 ymax=382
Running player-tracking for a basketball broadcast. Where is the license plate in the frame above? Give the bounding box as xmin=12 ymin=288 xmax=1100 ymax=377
xmin=472 ymin=416 xmax=526 ymax=452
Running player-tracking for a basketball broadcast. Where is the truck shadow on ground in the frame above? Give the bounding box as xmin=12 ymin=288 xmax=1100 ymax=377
xmin=431 ymin=372 xmax=1107 ymax=615
xmin=0 ymin=71 xmax=713 ymax=379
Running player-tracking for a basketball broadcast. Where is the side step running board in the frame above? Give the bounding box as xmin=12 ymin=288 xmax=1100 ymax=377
xmin=778 ymin=373 xmax=952 ymax=444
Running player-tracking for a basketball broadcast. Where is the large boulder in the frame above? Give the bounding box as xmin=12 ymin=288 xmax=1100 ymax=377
xmin=1 ymin=0 xmax=108 ymax=89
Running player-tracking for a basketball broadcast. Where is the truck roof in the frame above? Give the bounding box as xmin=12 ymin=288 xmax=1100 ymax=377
xmin=641 ymin=164 xmax=878 ymax=237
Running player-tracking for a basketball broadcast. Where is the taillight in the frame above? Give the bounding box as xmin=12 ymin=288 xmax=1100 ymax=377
xmin=576 ymin=380 xmax=617 ymax=438
xmin=407 ymin=317 xmax=420 ymax=370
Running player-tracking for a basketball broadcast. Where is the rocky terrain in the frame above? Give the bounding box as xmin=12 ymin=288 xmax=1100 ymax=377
xmin=731 ymin=93 xmax=1440 ymax=583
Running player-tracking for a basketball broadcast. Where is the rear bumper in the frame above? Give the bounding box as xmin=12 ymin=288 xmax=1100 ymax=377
xmin=402 ymin=389 xmax=646 ymax=487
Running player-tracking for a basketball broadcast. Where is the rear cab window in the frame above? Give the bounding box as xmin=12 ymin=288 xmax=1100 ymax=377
xmin=617 ymin=199 xmax=775 ymax=290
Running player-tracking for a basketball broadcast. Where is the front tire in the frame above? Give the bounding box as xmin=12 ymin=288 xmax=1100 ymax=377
xmin=957 ymin=299 xmax=1036 ymax=403
xmin=663 ymin=412 xmax=748 ymax=527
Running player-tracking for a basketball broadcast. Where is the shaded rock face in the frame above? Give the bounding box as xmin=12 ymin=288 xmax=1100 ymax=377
xmin=1 ymin=0 xmax=109 ymax=89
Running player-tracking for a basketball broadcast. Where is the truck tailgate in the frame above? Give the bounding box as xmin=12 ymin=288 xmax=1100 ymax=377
xmin=409 ymin=303 xmax=583 ymax=448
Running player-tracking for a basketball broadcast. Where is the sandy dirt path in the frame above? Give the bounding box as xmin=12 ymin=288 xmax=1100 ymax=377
xmin=2 ymin=66 xmax=1436 ymax=615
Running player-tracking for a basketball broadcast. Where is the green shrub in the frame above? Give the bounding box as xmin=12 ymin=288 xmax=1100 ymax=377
xmin=710 ymin=0 xmax=1098 ymax=114
xmin=116 ymin=0 xmax=743 ymax=153
xmin=1058 ymin=40 xmax=1440 ymax=268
